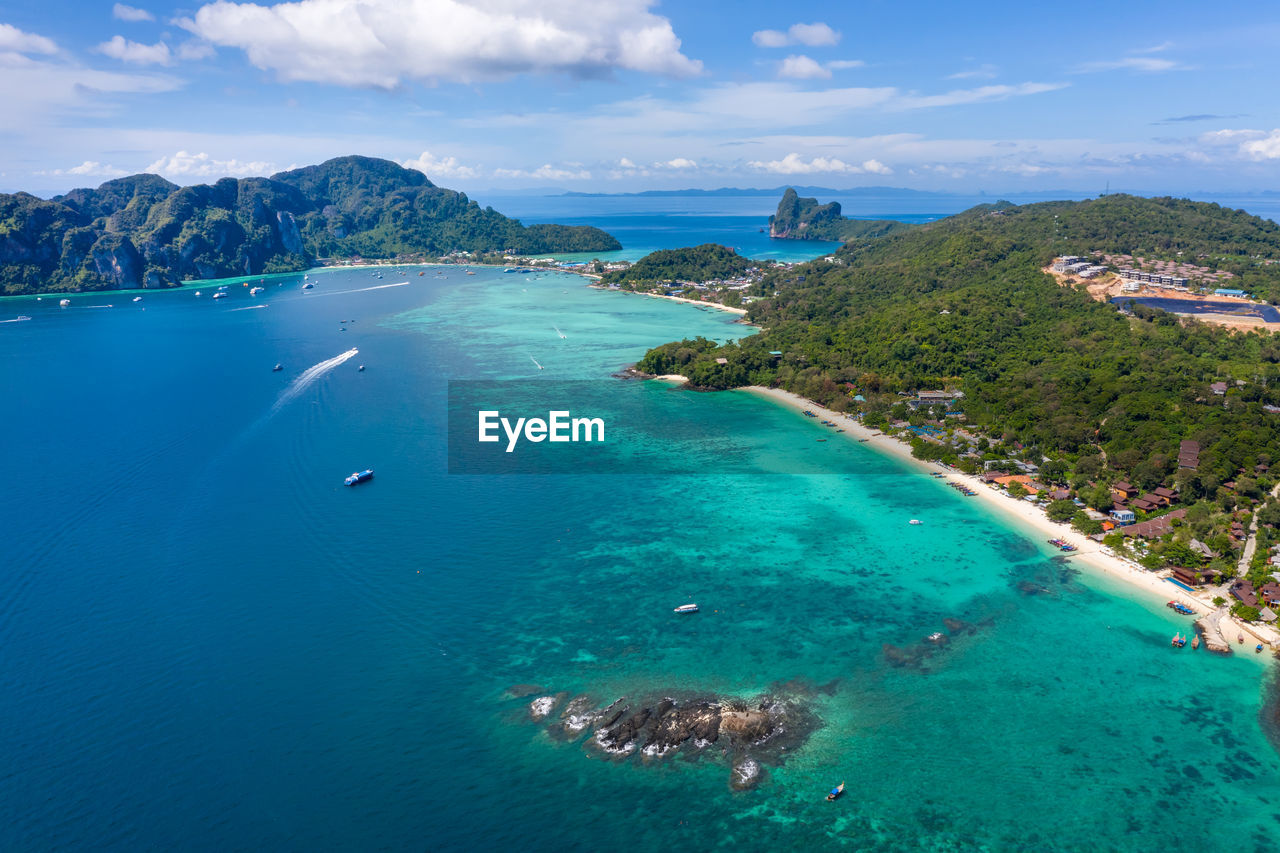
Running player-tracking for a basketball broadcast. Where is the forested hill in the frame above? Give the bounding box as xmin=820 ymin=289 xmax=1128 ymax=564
xmin=640 ymin=194 xmax=1280 ymax=497
xmin=768 ymin=187 xmax=914 ymax=242
xmin=600 ymin=243 xmax=755 ymax=285
xmin=0 ymin=155 xmax=620 ymax=294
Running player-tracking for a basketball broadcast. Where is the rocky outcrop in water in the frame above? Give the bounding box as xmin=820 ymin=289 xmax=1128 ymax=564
xmin=517 ymin=686 xmax=817 ymax=791
xmin=768 ymin=188 xmax=913 ymax=242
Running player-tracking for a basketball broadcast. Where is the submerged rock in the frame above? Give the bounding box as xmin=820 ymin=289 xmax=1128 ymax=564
xmin=730 ymin=757 xmax=763 ymax=791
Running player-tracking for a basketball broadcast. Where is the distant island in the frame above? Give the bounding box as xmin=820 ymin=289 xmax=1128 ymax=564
xmin=639 ymin=193 xmax=1280 ymax=614
xmin=768 ymin=188 xmax=914 ymax=242
xmin=0 ymin=155 xmax=620 ymax=295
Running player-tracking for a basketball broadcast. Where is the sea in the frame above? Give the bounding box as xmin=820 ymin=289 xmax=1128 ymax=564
xmin=4 ymin=196 xmax=1280 ymax=851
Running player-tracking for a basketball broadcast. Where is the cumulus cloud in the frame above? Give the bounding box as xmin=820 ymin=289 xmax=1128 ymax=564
xmin=0 ymin=23 xmax=58 ymax=55
xmin=659 ymin=157 xmax=696 ymax=169
xmin=752 ymin=22 xmax=840 ymax=48
xmin=748 ymin=153 xmax=891 ymax=175
xmin=179 ymin=0 xmax=702 ymax=87
xmin=778 ymin=55 xmax=830 ymax=80
xmin=112 ymin=3 xmax=155 ymax=21
xmin=493 ymin=164 xmax=591 ymax=181
xmin=145 ymin=150 xmax=273 ymax=178
xmin=42 ymin=161 xmax=129 ymax=178
xmin=401 ymin=149 xmax=479 ymax=180
xmin=1241 ymin=130 xmax=1280 ymax=160
xmin=97 ymin=35 xmax=172 ymax=65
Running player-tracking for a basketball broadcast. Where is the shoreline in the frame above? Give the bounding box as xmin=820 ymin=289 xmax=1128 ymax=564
xmin=594 ymin=286 xmax=750 ymax=318
xmin=740 ymin=385 xmax=1280 ymax=657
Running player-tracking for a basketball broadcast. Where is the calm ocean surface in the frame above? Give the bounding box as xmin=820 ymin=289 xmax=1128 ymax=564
xmin=4 ymin=200 xmax=1280 ymax=851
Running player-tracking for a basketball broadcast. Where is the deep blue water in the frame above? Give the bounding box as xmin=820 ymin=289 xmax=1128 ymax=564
xmin=6 ymin=268 xmax=1280 ymax=851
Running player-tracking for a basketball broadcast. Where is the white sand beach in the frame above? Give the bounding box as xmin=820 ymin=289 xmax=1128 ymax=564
xmin=742 ymin=385 xmax=1280 ymax=651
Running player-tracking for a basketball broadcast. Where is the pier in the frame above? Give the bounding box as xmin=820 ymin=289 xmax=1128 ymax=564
xmin=1194 ymin=607 xmax=1233 ymax=654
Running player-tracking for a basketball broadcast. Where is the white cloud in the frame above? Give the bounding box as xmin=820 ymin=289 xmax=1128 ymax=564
xmin=113 ymin=3 xmax=155 ymax=22
xmin=891 ymin=82 xmax=1067 ymax=110
xmin=0 ymin=23 xmax=57 ymax=55
xmin=659 ymin=157 xmax=697 ymax=169
xmin=97 ymin=35 xmax=172 ymax=65
xmin=947 ymin=64 xmax=998 ymax=80
xmin=1241 ymin=130 xmax=1280 ymax=160
xmin=180 ymin=0 xmax=701 ymax=87
xmin=1074 ymin=56 xmax=1182 ymax=73
xmin=747 ymin=153 xmax=891 ymax=175
xmin=177 ymin=40 xmax=215 ymax=61
xmin=401 ymin=150 xmax=479 ymax=180
xmin=618 ymin=157 xmax=637 ymax=168
xmin=41 ymin=161 xmax=129 ymax=178
xmin=778 ymin=55 xmax=830 ymax=80
xmin=144 ymin=150 xmax=274 ymax=178
xmin=826 ymin=60 xmax=864 ymax=70
xmin=753 ymin=22 xmax=840 ymax=48
xmin=493 ymin=164 xmax=591 ymax=181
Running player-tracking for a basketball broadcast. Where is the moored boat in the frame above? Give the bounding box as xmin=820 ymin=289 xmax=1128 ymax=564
xmin=344 ymin=468 xmax=374 ymax=486
xmin=673 ymin=603 xmax=698 ymax=614
xmin=1172 ymin=633 xmax=1187 ymax=648
xmin=1192 ymin=634 xmax=1200 ymax=649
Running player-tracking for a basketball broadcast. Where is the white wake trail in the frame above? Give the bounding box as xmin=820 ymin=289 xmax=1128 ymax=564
xmin=313 ymin=282 xmax=410 ymax=297
xmin=229 ymin=304 xmax=268 ymax=311
xmin=271 ymin=348 xmax=358 ymax=413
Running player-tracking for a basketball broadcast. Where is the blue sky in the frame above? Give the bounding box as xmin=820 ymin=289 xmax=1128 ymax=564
xmin=4 ymin=0 xmax=1280 ymax=195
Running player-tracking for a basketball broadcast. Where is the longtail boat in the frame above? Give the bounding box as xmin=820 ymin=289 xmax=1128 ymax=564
xmin=826 ymin=782 xmax=845 ymax=801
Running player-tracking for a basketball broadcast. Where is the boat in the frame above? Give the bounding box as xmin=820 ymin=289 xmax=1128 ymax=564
xmin=554 ymin=326 xmax=566 ymax=339
xmin=826 ymin=782 xmax=845 ymax=802
xmin=132 ymin=296 xmax=142 ymax=302
xmin=194 ymin=291 xmax=201 ymax=296
xmin=1258 ymin=644 xmax=1265 ymax=653
xmin=14 ymin=315 xmax=31 ymax=321
xmin=272 ymin=363 xmax=282 ymax=372
xmin=909 ymin=519 xmax=923 ymax=525
xmin=302 ymin=282 xmax=315 ymax=290
xmin=1239 ymin=634 xmax=1245 ymax=644
xmin=1171 ymin=633 xmax=1186 ymax=648
xmin=212 ymin=292 xmax=227 ymax=299
xmin=673 ymin=603 xmax=698 ymax=614
xmin=344 ymin=468 xmax=374 ymax=486
xmin=530 ymin=356 xmax=544 ymax=370
xmin=358 ymin=365 xmax=365 ymax=372
xmin=250 ymin=286 xmax=264 ymax=296
xmin=803 ymin=410 xmax=816 ymax=418
xmin=1192 ymin=634 xmax=1200 ymax=649
xmin=59 ymin=298 xmax=70 ymax=307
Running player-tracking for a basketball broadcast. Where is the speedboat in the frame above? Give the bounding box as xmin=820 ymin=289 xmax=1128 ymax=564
xmin=344 ymin=468 xmax=374 ymax=486
xmin=212 ymin=291 xmax=227 ymax=299
xmin=673 ymin=603 xmax=698 ymax=614
xmin=132 ymin=296 xmax=142 ymax=302
xmin=272 ymin=363 xmax=283 ymax=372
xmin=250 ymin=286 xmax=264 ymax=296
xmin=909 ymin=519 xmax=922 ymax=525
xmin=59 ymin=298 xmax=71 ymax=307
xmin=302 ymin=282 xmax=314 ymax=290
xmin=358 ymin=365 xmax=365 ymax=372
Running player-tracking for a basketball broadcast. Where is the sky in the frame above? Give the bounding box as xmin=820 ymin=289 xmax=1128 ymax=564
xmin=4 ymin=0 xmax=1280 ymax=196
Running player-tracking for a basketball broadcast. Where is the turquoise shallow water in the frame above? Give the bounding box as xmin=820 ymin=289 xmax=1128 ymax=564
xmin=2 ymin=266 xmax=1280 ymax=851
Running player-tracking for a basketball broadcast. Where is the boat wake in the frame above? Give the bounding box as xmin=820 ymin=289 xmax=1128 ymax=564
xmin=271 ymin=348 xmax=359 ymax=413
xmin=229 ymin=304 xmax=268 ymax=311
xmin=313 ymin=282 xmax=409 ymax=297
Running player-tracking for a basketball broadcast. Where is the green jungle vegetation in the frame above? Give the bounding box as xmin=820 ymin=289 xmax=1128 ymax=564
xmin=600 ymin=243 xmax=755 ymax=286
xmin=768 ymin=188 xmax=915 ymax=242
xmin=640 ymin=194 xmax=1280 ymax=578
xmin=0 ymin=155 xmax=619 ymax=294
